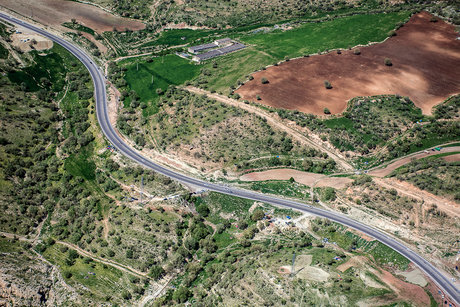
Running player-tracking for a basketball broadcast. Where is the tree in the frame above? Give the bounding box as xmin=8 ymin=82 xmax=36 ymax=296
xmin=173 ymin=286 xmax=191 ymax=303
xmin=150 ymin=265 xmax=165 ymax=280
xmin=196 ymin=204 xmax=210 ymax=217
xmin=384 ymin=58 xmax=392 ymax=66
xmin=324 ymin=80 xmax=332 ymax=89
xmin=261 ymin=77 xmax=269 ymax=84
xmin=251 ymin=209 xmax=265 ymax=221
xmin=353 ymin=48 xmax=361 ymax=55
xmin=323 ymin=107 xmax=331 ymax=114
xmin=237 ymin=220 xmax=248 ymax=230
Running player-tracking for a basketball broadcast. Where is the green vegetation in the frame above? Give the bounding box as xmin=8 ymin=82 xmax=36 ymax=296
xmin=390 ymin=153 xmax=460 ymax=202
xmin=200 ymin=11 xmax=410 ymax=92
xmin=278 ymin=95 xmax=459 ymax=168
xmin=433 ymin=94 xmax=459 ymax=120
xmin=249 ymin=180 xmax=310 ymax=200
xmin=111 ymin=55 xmax=200 ymax=115
xmin=141 ymin=88 xmax=335 ymax=173
xmin=62 ymin=22 xmax=96 ymax=36
xmin=43 ymin=244 xmax=140 ymax=303
xmin=8 ymin=48 xmax=66 ymax=92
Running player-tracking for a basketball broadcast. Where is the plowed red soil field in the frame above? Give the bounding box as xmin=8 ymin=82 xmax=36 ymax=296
xmin=0 ymin=0 xmax=145 ymax=33
xmin=236 ymin=12 xmax=460 ymax=115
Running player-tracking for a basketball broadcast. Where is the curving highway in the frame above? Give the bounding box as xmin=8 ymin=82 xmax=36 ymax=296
xmin=0 ymin=12 xmax=458 ymax=304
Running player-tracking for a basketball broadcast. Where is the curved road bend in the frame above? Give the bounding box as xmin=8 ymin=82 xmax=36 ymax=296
xmin=1 ymin=12 xmax=458 ymax=304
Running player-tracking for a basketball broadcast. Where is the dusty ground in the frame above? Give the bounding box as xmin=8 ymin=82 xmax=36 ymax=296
xmin=397 ymin=267 xmax=427 ymax=287
xmin=369 ymin=146 xmax=460 ymax=177
xmin=239 ymin=168 xmax=352 ymax=188
xmin=10 ymin=26 xmax=52 ymax=52
xmin=443 ymin=153 xmax=460 ymax=162
xmin=0 ymin=0 xmax=145 ymax=33
xmin=279 ymin=254 xmax=330 ymax=282
xmin=237 ymin=12 xmax=460 ymax=115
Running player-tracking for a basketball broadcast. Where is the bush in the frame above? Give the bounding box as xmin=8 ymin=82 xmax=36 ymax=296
xmin=251 ymin=209 xmax=265 ymax=221
xmin=196 ymin=204 xmax=210 ymax=217
xmin=384 ymin=58 xmax=392 ymax=66
xmin=261 ymin=77 xmax=269 ymax=84
xmin=388 ymin=30 xmax=396 ymax=37
xmin=256 ymin=95 xmax=261 ymax=100
xmin=324 ymin=80 xmax=332 ymax=89
xmin=353 ymin=48 xmax=361 ymax=55
xmin=63 ymin=271 xmax=72 ymax=279
xmin=173 ymin=287 xmax=191 ymax=303
xmin=150 ymin=265 xmax=165 ymax=280
xmin=323 ymin=108 xmax=331 ymax=114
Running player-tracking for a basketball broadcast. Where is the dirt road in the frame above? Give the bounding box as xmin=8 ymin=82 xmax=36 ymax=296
xmin=369 ymin=146 xmax=460 ymax=177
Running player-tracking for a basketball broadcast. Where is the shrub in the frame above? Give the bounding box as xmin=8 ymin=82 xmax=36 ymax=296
xmin=248 ymin=75 xmax=254 ymax=80
xmin=63 ymin=271 xmax=72 ymax=279
xmin=384 ymin=58 xmax=392 ymax=66
xmin=150 ymin=265 xmax=165 ymax=280
xmin=388 ymin=30 xmax=397 ymax=37
xmin=324 ymin=80 xmax=332 ymax=89
xmin=256 ymin=95 xmax=261 ymax=100
xmin=323 ymin=108 xmax=331 ymax=114
xmin=353 ymin=48 xmax=361 ymax=55
xmin=251 ymin=209 xmax=265 ymax=221
xmin=261 ymin=77 xmax=269 ymax=84
xmin=430 ymin=17 xmax=438 ymax=22
xmin=337 ymin=50 xmax=342 ymax=54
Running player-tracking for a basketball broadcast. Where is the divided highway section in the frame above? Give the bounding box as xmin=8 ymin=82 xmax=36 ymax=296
xmin=0 ymin=12 xmax=458 ymax=304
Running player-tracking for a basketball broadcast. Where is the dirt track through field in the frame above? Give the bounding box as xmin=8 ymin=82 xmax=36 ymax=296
xmin=369 ymin=146 xmax=460 ymax=177
xmin=0 ymin=0 xmax=145 ymax=33
xmin=237 ymin=12 xmax=460 ymax=115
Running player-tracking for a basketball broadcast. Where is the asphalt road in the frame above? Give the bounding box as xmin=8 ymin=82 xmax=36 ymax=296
xmin=1 ymin=12 xmax=458 ymax=304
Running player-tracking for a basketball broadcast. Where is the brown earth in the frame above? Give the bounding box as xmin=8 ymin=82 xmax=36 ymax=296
xmin=443 ymin=153 xmax=460 ymax=162
xmin=237 ymin=12 xmax=460 ymax=115
xmin=239 ymin=168 xmax=352 ymax=188
xmin=0 ymin=0 xmax=145 ymax=33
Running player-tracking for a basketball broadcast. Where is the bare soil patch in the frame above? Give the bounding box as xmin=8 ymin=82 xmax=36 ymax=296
xmin=237 ymin=12 xmax=460 ymax=115
xmin=397 ymin=268 xmax=427 ymax=287
xmin=443 ymin=153 xmax=460 ymax=162
xmin=371 ymin=267 xmax=430 ymax=306
xmin=337 ymin=255 xmax=368 ymax=272
xmin=240 ymin=169 xmax=325 ymax=186
xmin=1 ymin=0 xmax=145 ymax=33
xmin=240 ymin=168 xmax=352 ymax=188
xmin=11 ymin=27 xmax=52 ymax=52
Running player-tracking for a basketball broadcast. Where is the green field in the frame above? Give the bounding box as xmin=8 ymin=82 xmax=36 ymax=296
xmin=201 ymin=11 xmax=411 ymax=92
xmin=122 ymin=55 xmax=200 ymax=115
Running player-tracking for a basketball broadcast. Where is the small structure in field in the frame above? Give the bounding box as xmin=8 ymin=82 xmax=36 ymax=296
xmin=187 ymin=38 xmax=246 ymax=62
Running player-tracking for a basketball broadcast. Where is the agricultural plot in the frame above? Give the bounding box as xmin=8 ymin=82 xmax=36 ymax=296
xmin=202 ymin=11 xmax=410 ymax=93
xmin=119 ymin=55 xmax=200 ymax=115
xmin=237 ymin=12 xmax=460 ymax=115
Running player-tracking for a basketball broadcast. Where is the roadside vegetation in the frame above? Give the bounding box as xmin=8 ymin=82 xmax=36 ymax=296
xmin=390 ymin=153 xmax=460 ymax=202
xmin=144 ymin=88 xmax=336 ymax=174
